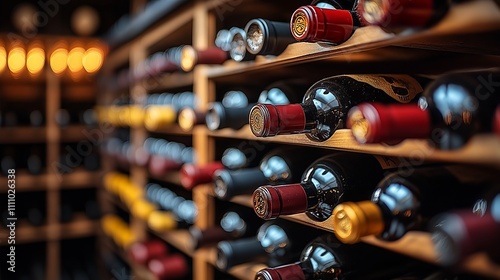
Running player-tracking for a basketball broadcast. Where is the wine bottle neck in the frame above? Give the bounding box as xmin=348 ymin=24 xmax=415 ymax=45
xmin=249 ymin=103 xmax=317 ymax=137
xmin=291 ymin=5 xmax=359 ymax=43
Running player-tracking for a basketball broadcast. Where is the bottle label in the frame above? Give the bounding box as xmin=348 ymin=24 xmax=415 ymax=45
xmin=343 ymin=75 xmax=423 ymax=103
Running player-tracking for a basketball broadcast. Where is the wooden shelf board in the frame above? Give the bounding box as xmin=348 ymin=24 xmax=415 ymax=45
xmin=205 ymin=247 xmax=267 ymax=280
xmin=0 ymin=127 xmax=46 ymax=143
xmin=0 ymin=171 xmax=49 ymax=193
xmin=0 ymin=217 xmax=98 ymax=244
xmin=60 ymin=169 xmax=101 ymax=189
xmin=209 ymin=126 xmax=500 ymax=168
xmin=60 ymin=125 xmax=95 ymax=142
xmin=149 ymin=229 xmax=194 ymax=258
xmin=0 ymin=170 xmax=100 ymax=193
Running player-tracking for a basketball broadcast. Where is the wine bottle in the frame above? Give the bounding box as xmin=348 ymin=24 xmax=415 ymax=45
xmin=148 ymin=254 xmax=189 ymax=280
xmin=205 ymin=90 xmax=251 ymax=131
xmin=143 ymin=105 xmax=177 ymax=131
xmin=213 ymin=147 xmax=320 ymax=200
xmin=216 ymin=220 xmax=317 ymax=271
xmin=255 ymin=234 xmax=438 ymax=280
xmin=180 ymin=161 xmax=224 ymax=190
xmin=249 ymin=74 xmax=425 ymax=141
xmin=331 ymin=165 xmax=496 ymax=244
xmin=431 ymin=208 xmax=500 ymax=266
xmin=180 ymin=145 xmax=269 ymax=190
xmin=347 ymin=71 xmax=500 ymax=149
xmin=148 ymin=141 xmax=195 ymax=177
xmin=29 ymin=109 xmax=44 ymax=127
xmin=55 ymin=109 xmax=71 ymax=127
xmin=180 ymin=45 xmax=228 ymax=72
xmin=252 ymin=152 xmax=400 ymax=221
xmin=26 ymin=147 xmax=44 ymax=175
xmin=3 ymin=111 xmax=18 ymax=127
xmin=245 ymin=18 xmax=296 ymax=56
xmin=128 ymin=239 xmax=169 ymax=265
xmin=177 ymin=107 xmax=206 ymax=131
xmin=230 ymin=27 xmax=257 ymax=62
xmin=290 ymin=5 xmax=362 ymax=44
xmin=207 ymin=80 xmax=308 ymax=131
xmin=357 ymin=0 xmax=450 ymax=30
xmin=189 ymin=209 xmax=261 ymax=249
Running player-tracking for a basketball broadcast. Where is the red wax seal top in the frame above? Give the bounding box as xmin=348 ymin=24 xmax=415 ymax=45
xmin=291 ymin=5 xmax=355 ymax=44
xmin=347 ymin=102 xmax=431 ymax=144
xmin=249 ymin=103 xmax=306 ymax=137
xmin=253 ymin=184 xmax=308 ymax=220
xmin=180 ymin=161 xmax=224 ymax=190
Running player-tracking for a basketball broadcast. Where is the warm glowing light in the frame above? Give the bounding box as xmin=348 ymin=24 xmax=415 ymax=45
xmin=8 ymin=47 xmax=26 ymax=74
xmin=0 ymin=46 xmax=6 ymax=73
xmin=50 ymin=48 xmax=68 ymax=74
xmin=82 ymin=47 xmax=103 ymax=73
xmin=67 ymin=47 xmax=85 ymax=72
xmin=26 ymin=47 xmax=45 ymax=74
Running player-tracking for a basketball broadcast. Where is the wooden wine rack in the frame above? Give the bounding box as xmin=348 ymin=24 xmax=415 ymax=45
xmin=0 ymin=35 xmax=103 ymax=280
xmin=98 ymin=0 xmax=500 ymax=279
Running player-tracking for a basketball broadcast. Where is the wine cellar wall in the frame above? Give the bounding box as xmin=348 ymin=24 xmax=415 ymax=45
xmin=97 ymin=0 xmax=500 ymax=280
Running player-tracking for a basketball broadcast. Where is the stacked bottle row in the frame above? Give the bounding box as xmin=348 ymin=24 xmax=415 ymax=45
xmin=103 ymin=70 xmax=500 ymax=147
xmin=105 ymin=0 xmax=497 ymax=88
xmin=101 ymin=136 xmax=194 ymax=175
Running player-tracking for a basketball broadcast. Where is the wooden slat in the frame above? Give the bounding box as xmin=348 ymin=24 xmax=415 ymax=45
xmin=209 ymin=127 xmax=500 ymax=168
xmin=0 ymin=217 xmax=98 ymax=244
xmin=0 ymin=127 xmax=46 ymax=143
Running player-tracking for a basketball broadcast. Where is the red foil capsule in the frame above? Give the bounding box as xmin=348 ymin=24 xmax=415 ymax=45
xmin=249 ymin=104 xmax=306 ymax=137
xmin=291 ymin=5 xmax=356 ymax=44
xmin=347 ymin=102 xmax=431 ymax=144
xmin=148 ymin=254 xmax=189 ymax=280
xmin=255 ymin=264 xmax=306 ymax=280
xmin=253 ymin=185 xmax=308 ymax=220
xmin=128 ymin=240 xmax=168 ymax=265
xmin=180 ymin=161 xmax=225 ymax=190
xmin=358 ymin=0 xmax=442 ymax=28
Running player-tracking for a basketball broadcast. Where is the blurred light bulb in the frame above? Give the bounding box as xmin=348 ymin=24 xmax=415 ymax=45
xmin=0 ymin=46 xmax=6 ymax=73
xmin=27 ymin=47 xmax=45 ymax=74
xmin=67 ymin=47 xmax=85 ymax=72
xmin=82 ymin=47 xmax=103 ymax=73
xmin=50 ymin=48 xmax=68 ymax=74
xmin=8 ymin=47 xmax=26 ymax=74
